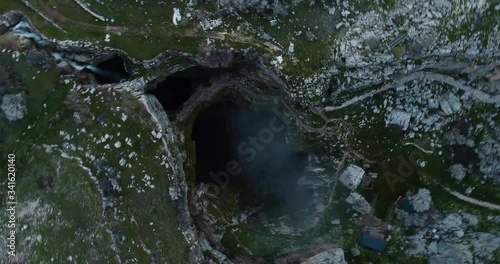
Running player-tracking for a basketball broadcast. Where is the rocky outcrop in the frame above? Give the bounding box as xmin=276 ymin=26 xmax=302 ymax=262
xmin=409 ymin=188 xmax=432 ymax=213
xmin=385 ymin=109 xmax=411 ymax=131
xmin=467 ymin=232 xmax=500 ymax=261
xmin=476 ymin=127 xmax=500 ymax=184
xmin=276 ymin=245 xmax=347 ymax=264
xmin=448 ymin=164 xmax=467 ymax=181
xmin=216 ymin=0 xmax=289 ymax=16
xmin=345 ymin=192 xmax=371 ymax=214
xmin=301 ymin=248 xmax=347 ymax=264
xmin=397 ymin=200 xmax=498 ymax=263
xmin=1 ymin=93 xmax=27 ymax=121
xmin=339 ymin=164 xmax=365 ymax=190
xmin=428 ymin=242 xmax=473 ymax=264
xmin=0 ymin=10 xmax=22 ymax=29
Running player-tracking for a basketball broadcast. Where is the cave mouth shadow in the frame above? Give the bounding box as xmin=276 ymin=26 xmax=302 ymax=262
xmin=84 ymin=55 xmax=130 ymax=84
xmin=191 ymin=101 xmax=312 ymax=218
xmin=145 ymin=67 xmax=231 ymax=112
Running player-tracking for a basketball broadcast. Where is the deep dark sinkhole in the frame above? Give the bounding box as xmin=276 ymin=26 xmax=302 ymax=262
xmin=147 ymin=67 xmax=229 ymax=111
xmin=192 ymin=102 xmax=312 ymax=217
xmin=147 ymin=74 xmax=197 ymax=111
xmin=85 ymin=55 xmax=129 ymax=84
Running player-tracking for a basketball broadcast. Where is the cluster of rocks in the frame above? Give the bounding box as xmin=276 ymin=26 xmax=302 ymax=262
xmin=335 ymin=0 xmax=454 ymax=67
xmin=408 ymin=188 xmax=432 ymax=213
xmin=443 ymin=118 xmax=499 ymax=186
xmin=383 ymin=79 xmax=469 ymax=134
xmin=215 ymin=0 xmax=289 ymax=16
xmin=397 ymin=189 xmax=500 ymax=263
xmin=275 ymin=245 xmax=347 ymax=264
xmin=0 ymin=11 xmax=22 ymax=35
xmin=312 ymin=0 xmax=499 ymax=111
xmin=476 ymin=127 xmax=500 ymax=185
xmin=345 ymin=192 xmax=372 ymax=215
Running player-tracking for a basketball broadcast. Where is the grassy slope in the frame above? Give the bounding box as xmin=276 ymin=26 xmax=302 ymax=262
xmin=0 ymin=52 xmax=190 ymax=262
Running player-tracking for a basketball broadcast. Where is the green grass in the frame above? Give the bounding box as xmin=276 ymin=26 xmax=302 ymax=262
xmin=0 ymin=52 xmax=190 ymax=262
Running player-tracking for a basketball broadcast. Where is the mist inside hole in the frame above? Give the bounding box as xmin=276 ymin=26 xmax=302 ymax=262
xmin=191 ymin=101 xmax=312 ymax=217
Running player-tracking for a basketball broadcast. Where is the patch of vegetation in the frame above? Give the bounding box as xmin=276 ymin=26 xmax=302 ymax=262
xmin=0 ymin=53 xmax=190 ymax=262
xmin=393 ymin=45 xmax=406 ymax=58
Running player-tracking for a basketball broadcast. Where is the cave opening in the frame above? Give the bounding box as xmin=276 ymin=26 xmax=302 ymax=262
xmin=146 ymin=67 xmax=224 ymax=111
xmin=86 ymin=55 xmax=129 ymax=84
xmin=191 ymin=101 xmax=312 ymax=217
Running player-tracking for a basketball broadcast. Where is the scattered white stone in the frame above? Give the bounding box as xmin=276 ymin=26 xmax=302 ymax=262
xmin=271 ymin=56 xmax=284 ymax=68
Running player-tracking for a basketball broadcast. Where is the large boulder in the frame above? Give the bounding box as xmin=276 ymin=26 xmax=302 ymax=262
xmin=409 ymin=188 xmax=432 ymax=213
xmin=467 ymin=232 xmax=500 ymax=261
xmin=0 ymin=11 xmax=22 ymax=28
xmin=406 ymin=231 xmax=428 ymax=255
xmin=0 ymin=22 xmax=8 ymax=35
xmin=345 ymin=192 xmax=371 ymax=214
xmin=217 ymin=0 xmax=288 ymax=16
xmin=428 ymin=242 xmax=473 ymax=264
xmin=1 ymin=93 xmax=27 ymax=121
xmin=448 ymin=164 xmax=467 ymax=181
xmin=385 ymin=109 xmax=411 ymax=131
xmin=339 ymin=164 xmax=365 ymax=190
xmin=301 ymin=248 xmax=347 ymax=264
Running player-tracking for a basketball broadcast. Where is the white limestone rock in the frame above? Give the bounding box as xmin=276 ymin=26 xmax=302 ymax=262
xmin=173 ymin=8 xmax=182 ymax=26
xmin=200 ymin=18 xmax=222 ymax=31
xmin=301 ymin=247 xmax=347 ymax=264
xmin=468 ymin=232 xmax=500 ymax=261
xmin=339 ymin=164 xmax=365 ymax=190
xmin=409 ymin=188 xmax=432 ymax=212
xmin=448 ymin=164 xmax=466 ymax=181
xmin=345 ymin=192 xmax=371 ymax=214
xmin=385 ymin=110 xmax=411 ymax=131
xmin=440 ymin=98 xmax=453 ymax=115
xmin=1 ymin=93 xmax=27 ymax=121
xmin=428 ymin=242 xmax=473 ymax=264
xmin=447 ymin=93 xmax=461 ymax=112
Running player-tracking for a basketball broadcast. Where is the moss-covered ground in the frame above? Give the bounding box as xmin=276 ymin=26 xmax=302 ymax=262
xmin=0 ymin=52 xmax=190 ymax=263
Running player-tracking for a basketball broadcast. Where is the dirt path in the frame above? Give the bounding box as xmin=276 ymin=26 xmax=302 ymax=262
xmin=42 ymin=5 xmax=128 ymax=35
xmin=442 ymin=186 xmax=500 ymax=211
